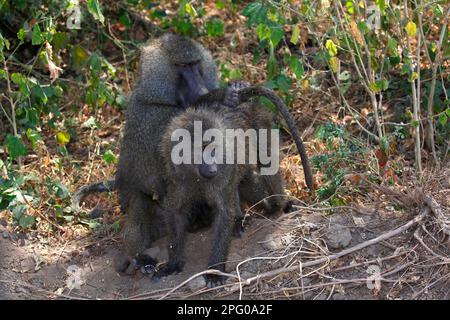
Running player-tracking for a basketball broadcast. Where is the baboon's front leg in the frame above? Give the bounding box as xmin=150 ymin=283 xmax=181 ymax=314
xmin=205 ymin=191 xmax=240 ymax=288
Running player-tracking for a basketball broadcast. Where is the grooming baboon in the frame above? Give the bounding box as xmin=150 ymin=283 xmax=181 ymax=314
xmin=154 ymin=106 xmax=254 ymax=287
xmin=116 ymin=33 xmax=222 ymax=265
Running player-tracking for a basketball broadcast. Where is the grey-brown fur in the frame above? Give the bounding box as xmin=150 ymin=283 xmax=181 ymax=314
xmin=116 ymin=34 xmax=220 ymax=266
xmin=154 ymin=106 xmax=252 ymax=286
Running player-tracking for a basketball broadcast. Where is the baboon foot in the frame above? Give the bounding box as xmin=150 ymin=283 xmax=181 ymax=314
xmin=152 ymin=263 xmax=183 ymax=280
xmin=283 ymin=200 xmax=295 ymax=213
xmin=204 ymin=274 xmax=226 ymax=288
xmin=134 ymin=254 xmax=158 ymax=274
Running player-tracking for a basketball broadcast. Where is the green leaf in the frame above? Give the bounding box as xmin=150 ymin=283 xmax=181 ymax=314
xmin=259 ymin=96 xmax=277 ymax=113
xmin=102 ymin=150 xmax=118 ymax=165
xmin=290 ymin=25 xmax=300 ymax=45
xmin=256 ymin=24 xmax=270 ymax=41
xmin=12 ymin=204 xmax=27 ymax=221
xmin=19 ymin=215 xmax=36 ymax=229
xmin=387 ymin=38 xmax=398 ymax=56
xmin=375 ymin=0 xmax=386 ymax=13
xmin=118 ymin=10 xmax=132 ymax=27
xmin=5 ymin=135 xmax=27 ymax=160
xmin=11 ymin=72 xmax=30 ymax=96
xmin=52 ymin=32 xmax=69 ymax=51
xmin=87 ymin=0 xmax=105 ymax=25
xmin=185 ymin=3 xmax=197 ymax=18
xmin=26 ymin=128 xmax=42 ymax=149
xmin=380 ymin=136 xmax=389 ymax=153
xmin=52 ymin=181 xmax=69 ymax=199
xmin=329 ymin=56 xmax=339 ymax=73
xmin=215 ymin=0 xmax=225 ymax=9
xmin=229 ymin=69 xmax=242 ymax=80
xmin=205 ymin=19 xmax=224 ymax=37
xmin=380 ymin=79 xmax=389 ymax=91
xmin=409 ymin=71 xmax=418 ymax=82
xmin=338 ymin=71 xmax=351 ymax=81
xmin=275 ymin=74 xmax=292 ymax=93
xmin=370 ymin=81 xmax=380 ymax=93
xmin=270 ymin=26 xmax=284 ymax=47
xmin=325 ymin=39 xmax=338 ymax=56
xmin=32 ymin=24 xmax=44 ymax=45
xmin=82 ymin=116 xmax=100 ymax=129
xmin=88 ymin=53 xmax=102 ymax=71
xmin=346 ymin=1 xmax=355 ymax=14
xmin=243 ymin=2 xmax=268 ymax=26
xmin=31 ymin=84 xmax=48 ymax=103
xmin=289 ymin=57 xmax=304 ymax=79
xmin=267 ymin=53 xmax=278 ymax=79
xmin=439 ymin=114 xmax=448 ymax=126
xmin=411 ymin=120 xmax=419 ymax=128
xmin=72 ymin=45 xmax=89 ymax=71
xmin=17 ymin=28 xmax=26 ymax=42
xmin=83 ymin=220 xmax=101 ymax=229
xmin=370 ymin=79 xmax=389 ymax=93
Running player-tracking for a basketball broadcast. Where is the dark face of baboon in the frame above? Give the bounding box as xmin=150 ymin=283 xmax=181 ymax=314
xmin=160 ymin=108 xmax=231 ymax=184
xmin=134 ymin=33 xmax=219 ymax=108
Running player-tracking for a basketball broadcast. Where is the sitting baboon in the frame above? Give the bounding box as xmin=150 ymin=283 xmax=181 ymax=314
xmin=154 ymin=106 xmax=254 ymax=287
xmin=153 ymin=85 xmax=313 ymax=286
xmin=116 ymin=34 xmax=222 ymax=268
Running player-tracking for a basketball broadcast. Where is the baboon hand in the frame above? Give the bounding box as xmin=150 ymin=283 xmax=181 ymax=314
xmin=224 ymin=80 xmax=251 ymax=108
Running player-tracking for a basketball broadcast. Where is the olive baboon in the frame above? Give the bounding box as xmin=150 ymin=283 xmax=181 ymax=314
xmin=153 ymin=85 xmax=313 ymax=286
xmin=154 ymin=106 xmax=254 ymax=287
xmin=116 ymin=34 xmax=221 ymax=265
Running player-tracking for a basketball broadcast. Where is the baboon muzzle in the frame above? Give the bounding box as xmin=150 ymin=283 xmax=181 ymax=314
xmin=177 ymin=63 xmax=208 ymax=108
xmin=199 ymin=162 xmax=218 ymax=179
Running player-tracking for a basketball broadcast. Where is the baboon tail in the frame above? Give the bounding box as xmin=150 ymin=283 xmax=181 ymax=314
xmin=71 ymin=179 xmax=116 ymax=215
xmin=239 ymin=86 xmax=314 ymax=192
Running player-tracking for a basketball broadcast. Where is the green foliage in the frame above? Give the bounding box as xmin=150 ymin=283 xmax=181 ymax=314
xmin=102 ymin=150 xmax=118 ymax=165
xmin=0 ymin=163 xmax=38 ymax=228
xmin=87 ymin=0 xmax=105 ymax=25
xmin=312 ymin=123 xmax=364 ymax=203
xmin=4 ymin=135 xmax=27 ymax=160
xmin=205 ymin=19 xmax=225 ymax=37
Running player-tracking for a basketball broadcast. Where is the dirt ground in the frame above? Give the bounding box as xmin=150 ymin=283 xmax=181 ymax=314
xmin=1 ymin=204 xmax=448 ymax=300
xmin=0 ymin=214 xmax=272 ymax=299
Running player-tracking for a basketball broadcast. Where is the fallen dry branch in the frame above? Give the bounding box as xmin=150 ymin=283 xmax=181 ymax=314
xmin=235 ymin=207 xmax=429 ymax=298
xmin=123 ymin=187 xmax=448 ymax=300
xmin=424 ymin=195 xmax=450 ymax=236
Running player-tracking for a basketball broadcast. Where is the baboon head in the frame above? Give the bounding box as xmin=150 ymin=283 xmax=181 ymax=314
xmin=160 ymin=108 xmax=235 ymax=184
xmin=136 ymin=33 xmax=219 ymax=108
